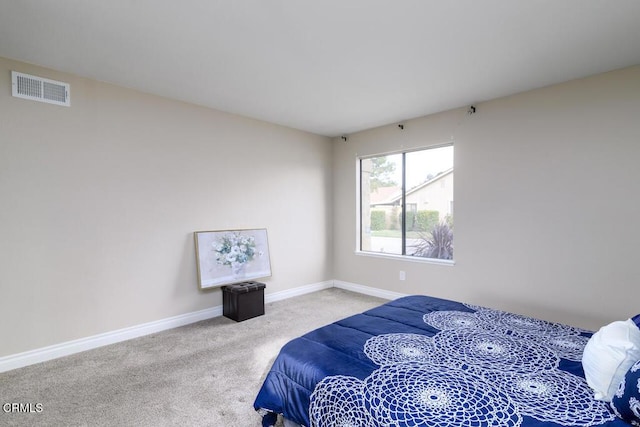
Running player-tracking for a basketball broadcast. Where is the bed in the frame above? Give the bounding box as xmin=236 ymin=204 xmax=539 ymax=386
xmin=253 ymin=295 xmax=630 ymax=427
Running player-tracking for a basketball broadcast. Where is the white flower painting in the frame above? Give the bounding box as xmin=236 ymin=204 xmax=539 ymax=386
xmin=194 ymin=228 xmax=271 ymax=289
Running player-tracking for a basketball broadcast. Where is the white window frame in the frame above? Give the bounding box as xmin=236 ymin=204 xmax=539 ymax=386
xmin=355 ymin=144 xmax=455 ymax=266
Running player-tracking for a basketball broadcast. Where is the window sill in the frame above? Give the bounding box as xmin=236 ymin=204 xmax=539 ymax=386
xmin=354 ymin=250 xmax=455 ymax=266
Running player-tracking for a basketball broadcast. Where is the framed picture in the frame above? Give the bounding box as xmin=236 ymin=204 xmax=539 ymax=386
xmin=194 ymin=228 xmax=272 ymax=289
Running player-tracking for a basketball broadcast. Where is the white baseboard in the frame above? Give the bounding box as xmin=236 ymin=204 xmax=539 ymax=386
xmin=0 ymin=279 xmax=397 ymax=373
xmin=265 ymin=280 xmax=334 ymax=303
xmin=333 ymin=280 xmax=408 ymax=300
xmin=0 ymin=305 xmax=223 ymax=374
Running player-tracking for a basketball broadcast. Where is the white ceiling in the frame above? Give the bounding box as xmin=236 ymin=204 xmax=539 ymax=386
xmin=1 ymin=1 xmax=639 ymax=137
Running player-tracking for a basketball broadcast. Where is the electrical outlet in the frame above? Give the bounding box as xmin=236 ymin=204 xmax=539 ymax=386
xmin=399 ymin=271 xmax=406 ymax=281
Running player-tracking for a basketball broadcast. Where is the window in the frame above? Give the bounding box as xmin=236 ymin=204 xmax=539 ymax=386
xmin=359 ymin=144 xmax=454 ymax=261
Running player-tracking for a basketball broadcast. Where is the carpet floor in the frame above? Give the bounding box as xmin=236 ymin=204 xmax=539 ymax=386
xmin=0 ymin=288 xmax=386 ymax=426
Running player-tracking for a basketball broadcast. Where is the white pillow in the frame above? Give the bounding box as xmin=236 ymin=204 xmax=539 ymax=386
xmin=582 ymin=319 xmax=640 ymax=402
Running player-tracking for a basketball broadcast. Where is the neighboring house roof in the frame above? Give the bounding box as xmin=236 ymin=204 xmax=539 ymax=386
xmin=369 ymin=168 xmax=453 ymax=206
xmin=369 ymin=185 xmax=402 ymax=206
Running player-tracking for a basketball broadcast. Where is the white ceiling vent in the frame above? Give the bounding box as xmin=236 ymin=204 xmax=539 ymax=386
xmin=11 ymin=71 xmax=70 ymax=107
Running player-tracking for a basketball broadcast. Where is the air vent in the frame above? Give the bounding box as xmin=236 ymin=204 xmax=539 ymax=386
xmin=11 ymin=71 xmax=70 ymax=107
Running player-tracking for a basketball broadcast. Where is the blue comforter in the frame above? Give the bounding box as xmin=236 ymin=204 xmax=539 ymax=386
xmin=254 ymin=295 xmax=626 ymax=427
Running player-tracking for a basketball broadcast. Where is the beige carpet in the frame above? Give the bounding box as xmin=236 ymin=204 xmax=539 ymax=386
xmin=0 ymin=288 xmax=386 ymax=426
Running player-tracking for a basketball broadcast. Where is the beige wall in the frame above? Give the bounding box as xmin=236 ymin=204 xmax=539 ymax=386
xmin=2 ymin=55 xmax=638 ymax=358
xmin=0 ymin=57 xmax=333 ymax=357
xmin=333 ymin=65 xmax=640 ymax=330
